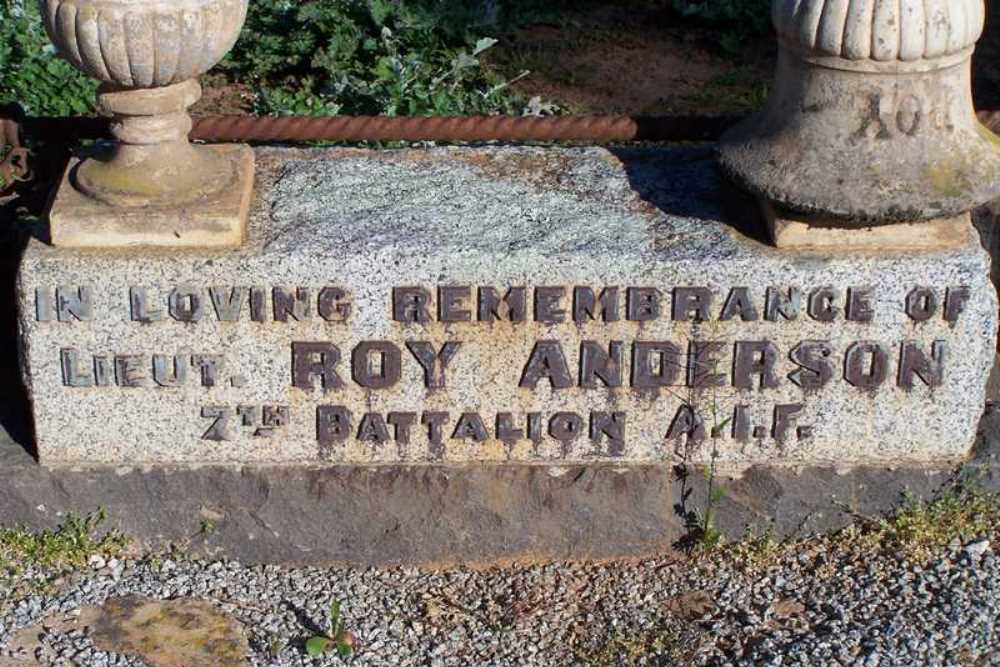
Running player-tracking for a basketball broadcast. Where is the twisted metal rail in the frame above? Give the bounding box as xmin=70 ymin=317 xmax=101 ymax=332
xmin=2 ymin=110 xmax=1000 ymax=193
xmin=190 ymin=114 xmax=739 ymax=143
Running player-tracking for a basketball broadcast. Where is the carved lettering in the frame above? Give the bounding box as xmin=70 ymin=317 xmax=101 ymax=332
xmin=201 ymin=406 xmax=230 ymax=441
xmin=808 ymin=287 xmax=839 ymax=322
xmin=672 ymin=287 xmax=712 ymax=322
xmin=478 ymin=287 xmax=526 ymax=322
xmin=519 ymin=341 xmax=573 ymax=389
xmin=765 ymin=287 xmax=802 ymax=321
xmin=905 ymin=287 xmax=937 ymax=322
xmin=292 ymin=342 xmax=344 ymax=391
xmin=534 ymin=287 xmax=567 ymax=323
xmin=898 ymin=341 xmax=947 ymax=389
xmin=317 ymin=406 xmax=352 ymax=445
xmin=130 ymin=288 xmax=164 ymax=323
xmin=590 ymin=412 xmax=625 ymax=454
xmin=788 ymin=341 xmax=834 ymax=390
xmin=573 ymin=287 xmax=620 ymax=323
xmin=846 ymin=287 xmax=875 ymax=322
xmin=439 ymin=286 xmax=472 ymax=322
xmin=631 ymin=342 xmax=682 ymax=388
xmin=406 ymin=341 xmax=461 ymax=389
xmin=453 ymin=413 xmax=489 ymax=442
xmin=393 ymin=287 xmax=432 ymax=323
xmin=627 ymin=287 xmax=660 ymax=321
xmin=944 ymin=287 xmax=970 ymax=324
xmin=152 ymin=355 xmax=188 ymax=387
xmin=60 ymin=349 xmax=93 ymax=387
xmin=209 ymin=287 xmax=245 ymax=321
xmin=318 ymin=287 xmax=351 ymax=322
xmin=688 ymin=341 xmax=726 ymax=388
xmin=168 ymin=287 xmax=204 ymax=322
xmin=579 ymin=341 xmax=623 ymax=388
xmin=357 ymin=413 xmax=391 ymax=444
xmin=844 ymin=342 xmax=890 ymax=389
xmin=719 ymin=287 xmax=759 ymax=322
xmin=352 ymin=342 xmax=402 ymax=389
xmin=273 ymin=287 xmax=311 ymax=322
xmin=732 ymin=341 xmax=780 ymax=390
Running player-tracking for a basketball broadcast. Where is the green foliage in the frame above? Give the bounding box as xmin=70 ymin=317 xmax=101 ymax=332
xmin=0 ymin=0 xmax=96 ymax=115
xmin=227 ymin=0 xmax=534 ymax=116
xmin=0 ymin=509 xmax=129 ymax=575
xmin=0 ymin=510 xmax=130 ymax=606
xmin=672 ymin=0 xmax=773 ymax=54
xmin=306 ymin=600 xmax=356 ymax=658
xmin=841 ymin=482 xmax=1000 ymax=562
xmin=576 ymin=624 xmax=686 ymax=667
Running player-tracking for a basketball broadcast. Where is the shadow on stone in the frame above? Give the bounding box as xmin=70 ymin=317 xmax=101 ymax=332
xmin=608 ymin=145 xmax=771 ymax=247
xmin=0 ymin=194 xmax=36 ymax=461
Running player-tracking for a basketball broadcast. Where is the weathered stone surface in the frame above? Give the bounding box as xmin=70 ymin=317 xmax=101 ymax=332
xmin=0 ymin=404 xmax=997 ymax=566
xmin=764 ymin=208 xmax=976 ymax=250
xmin=91 ymin=596 xmax=249 ymax=667
xmin=49 ymin=144 xmax=254 ymax=248
xmin=720 ymin=0 xmax=1000 ymax=223
xmin=17 ymin=147 xmax=998 ymax=466
xmin=40 ymin=0 xmax=253 ymax=244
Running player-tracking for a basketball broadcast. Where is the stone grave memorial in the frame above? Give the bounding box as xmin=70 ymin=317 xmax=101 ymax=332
xmin=4 ymin=0 xmax=1000 ymax=564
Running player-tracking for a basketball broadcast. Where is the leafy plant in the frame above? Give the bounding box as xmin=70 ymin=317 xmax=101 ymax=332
xmin=839 ymin=481 xmax=1000 ymax=562
xmin=0 ymin=509 xmax=130 ymax=607
xmin=306 ymin=600 xmax=356 ymax=658
xmin=0 ymin=0 xmax=97 ymax=115
xmin=226 ymin=0 xmax=534 ymax=117
xmin=672 ymin=0 xmax=773 ymax=55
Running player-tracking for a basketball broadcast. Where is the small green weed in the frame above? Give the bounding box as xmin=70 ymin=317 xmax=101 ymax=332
xmin=575 ymin=624 xmax=687 ymax=667
xmin=718 ymin=526 xmax=786 ymax=573
xmin=0 ymin=509 xmax=130 ymax=605
xmin=839 ymin=482 xmax=1000 ymax=562
xmin=306 ymin=600 xmax=356 ymax=659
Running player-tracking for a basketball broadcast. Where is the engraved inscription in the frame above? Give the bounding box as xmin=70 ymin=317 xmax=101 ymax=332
xmin=38 ymin=282 xmax=975 ymax=462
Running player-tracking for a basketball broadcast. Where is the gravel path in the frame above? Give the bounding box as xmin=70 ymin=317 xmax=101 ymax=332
xmin=0 ymin=538 xmax=997 ymax=667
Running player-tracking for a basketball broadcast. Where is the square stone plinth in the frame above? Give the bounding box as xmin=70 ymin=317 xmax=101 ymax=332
xmin=47 ymin=145 xmax=254 ymax=248
xmin=17 ymin=147 xmax=999 ymax=467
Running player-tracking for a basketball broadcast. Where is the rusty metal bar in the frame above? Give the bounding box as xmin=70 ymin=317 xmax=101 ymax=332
xmin=190 ymin=114 xmax=741 ymax=143
xmin=5 ymin=110 xmax=1000 ymax=146
xmin=3 ymin=111 xmax=1000 ymax=194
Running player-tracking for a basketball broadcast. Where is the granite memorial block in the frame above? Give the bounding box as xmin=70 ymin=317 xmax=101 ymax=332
xmin=16 ymin=0 xmax=1000 ymax=471
xmin=17 ymin=147 xmax=998 ymax=465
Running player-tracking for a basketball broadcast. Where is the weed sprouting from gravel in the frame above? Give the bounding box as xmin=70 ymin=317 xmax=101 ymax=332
xmin=703 ymin=480 xmax=1000 ymax=574
xmin=305 ymin=599 xmax=356 ymax=658
xmin=574 ymin=623 xmax=689 ymax=667
xmin=0 ymin=509 xmax=130 ymax=606
xmin=838 ymin=482 xmax=1000 ymax=562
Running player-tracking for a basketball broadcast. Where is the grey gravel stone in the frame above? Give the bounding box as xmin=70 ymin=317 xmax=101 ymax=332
xmin=1 ymin=537 xmax=997 ymax=666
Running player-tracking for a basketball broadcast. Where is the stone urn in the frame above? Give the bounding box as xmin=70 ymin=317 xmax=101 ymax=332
xmin=720 ymin=0 xmax=1000 ymax=234
xmin=40 ymin=0 xmax=254 ymax=247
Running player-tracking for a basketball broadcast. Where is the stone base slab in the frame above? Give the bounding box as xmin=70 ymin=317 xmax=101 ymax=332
xmin=47 ymin=144 xmax=254 ymax=248
xmin=0 ymin=432 xmax=996 ymax=566
xmin=763 ymin=202 xmax=976 ymax=250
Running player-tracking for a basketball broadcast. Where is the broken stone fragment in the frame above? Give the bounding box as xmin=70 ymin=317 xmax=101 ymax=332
xmin=91 ymin=596 xmax=250 ymax=667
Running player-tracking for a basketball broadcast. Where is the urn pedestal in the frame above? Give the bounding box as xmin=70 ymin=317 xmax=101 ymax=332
xmin=720 ymin=0 xmax=1000 ymax=249
xmin=40 ymin=0 xmax=254 ymax=248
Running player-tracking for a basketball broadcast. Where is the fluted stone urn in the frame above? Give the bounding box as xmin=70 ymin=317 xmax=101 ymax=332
xmin=720 ymin=0 xmax=1000 ymax=247
xmin=40 ymin=0 xmax=254 ymax=248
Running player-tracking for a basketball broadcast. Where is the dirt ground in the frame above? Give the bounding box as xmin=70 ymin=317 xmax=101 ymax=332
xmin=487 ymin=4 xmax=774 ymax=115
xmin=194 ymin=4 xmax=1000 ymax=118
